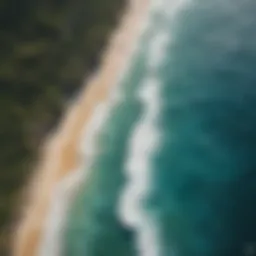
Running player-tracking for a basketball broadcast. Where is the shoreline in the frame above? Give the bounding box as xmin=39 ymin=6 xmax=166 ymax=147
xmin=13 ymin=1 xmax=149 ymax=255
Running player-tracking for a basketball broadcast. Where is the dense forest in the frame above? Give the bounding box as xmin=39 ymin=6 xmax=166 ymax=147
xmin=0 ymin=0 xmax=126 ymax=254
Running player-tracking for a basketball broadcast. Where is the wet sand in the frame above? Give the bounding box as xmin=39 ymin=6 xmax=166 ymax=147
xmin=13 ymin=1 xmax=149 ymax=255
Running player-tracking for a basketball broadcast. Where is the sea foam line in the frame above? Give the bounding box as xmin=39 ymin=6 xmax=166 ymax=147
xmin=118 ymin=0 xmax=191 ymax=256
xmin=37 ymin=99 xmax=115 ymax=256
xmin=118 ymin=77 xmax=162 ymax=256
xmin=118 ymin=29 xmax=169 ymax=256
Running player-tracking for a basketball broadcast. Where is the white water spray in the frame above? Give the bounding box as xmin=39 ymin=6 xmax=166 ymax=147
xmin=118 ymin=0 xmax=191 ymax=256
xmin=37 ymin=99 xmax=116 ymax=256
xmin=118 ymin=28 xmax=169 ymax=256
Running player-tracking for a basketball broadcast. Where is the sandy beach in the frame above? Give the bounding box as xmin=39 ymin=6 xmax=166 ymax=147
xmin=13 ymin=1 xmax=149 ymax=255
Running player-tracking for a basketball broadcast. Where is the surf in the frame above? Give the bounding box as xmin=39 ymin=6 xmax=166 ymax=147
xmin=117 ymin=1 xmax=190 ymax=255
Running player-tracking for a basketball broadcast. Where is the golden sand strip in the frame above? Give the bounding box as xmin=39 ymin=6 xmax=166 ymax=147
xmin=13 ymin=1 xmax=149 ymax=255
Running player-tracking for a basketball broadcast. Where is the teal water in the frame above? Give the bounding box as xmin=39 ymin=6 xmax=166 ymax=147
xmin=63 ymin=0 xmax=256 ymax=255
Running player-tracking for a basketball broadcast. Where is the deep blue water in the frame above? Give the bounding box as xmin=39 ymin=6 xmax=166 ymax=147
xmin=63 ymin=0 xmax=256 ymax=255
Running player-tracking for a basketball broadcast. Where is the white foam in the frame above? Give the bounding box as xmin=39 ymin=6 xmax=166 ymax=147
xmin=148 ymin=32 xmax=170 ymax=70
xmin=118 ymin=76 xmax=161 ymax=256
xmin=117 ymin=6 xmax=170 ymax=256
xmin=37 ymin=99 xmax=114 ymax=256
xmin=117 ymin=1 xmax=191 ymax=255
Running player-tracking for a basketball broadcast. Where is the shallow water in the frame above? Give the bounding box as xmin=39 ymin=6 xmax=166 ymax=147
xmin=63 ymin=0 xmax=256 ymax=255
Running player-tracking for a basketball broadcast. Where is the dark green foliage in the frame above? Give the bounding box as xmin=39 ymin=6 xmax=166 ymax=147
xmin=0 ymin=0 xmax=126 ymax=254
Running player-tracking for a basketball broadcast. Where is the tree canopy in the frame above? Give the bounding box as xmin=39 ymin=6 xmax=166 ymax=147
xmin=0 ymin=0 xmax=126 ymax=254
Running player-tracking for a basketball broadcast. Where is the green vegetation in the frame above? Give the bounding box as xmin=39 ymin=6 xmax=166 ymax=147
xmin=0 ymin=0 xmax=126 ymax=254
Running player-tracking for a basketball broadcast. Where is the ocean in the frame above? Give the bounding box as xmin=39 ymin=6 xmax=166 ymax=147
xmin=45 ymin=0 xmax=256 ymax=255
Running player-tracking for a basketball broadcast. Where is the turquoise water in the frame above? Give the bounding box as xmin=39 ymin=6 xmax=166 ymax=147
xmin=63 ymin=0 xmax=256 ymax=255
